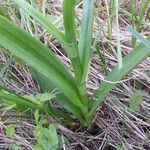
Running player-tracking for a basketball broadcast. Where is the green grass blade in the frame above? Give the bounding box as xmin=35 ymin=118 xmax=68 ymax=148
xmin=130 ymin=0 xmax=136 ymax=47
xmin=0 ymin=15 xmax=83 ymax=109
xmin=94 ymin=42 xmax=108 ymax=75
xmin=89 ymin=37 xmax=150 ymax=115
xmin=78 ymin=0 xmax=94 ymax=82
xmin=115 ymin=0 xmax=123 ymax=69
xmin=126 ymin=25 xmax=150 ymax=49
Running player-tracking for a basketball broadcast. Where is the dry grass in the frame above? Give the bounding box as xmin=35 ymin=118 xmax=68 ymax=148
xmin=0 ymin=0 xmax=150 ymax=149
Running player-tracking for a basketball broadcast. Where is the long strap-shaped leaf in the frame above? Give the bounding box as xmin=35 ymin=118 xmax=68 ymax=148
xmin=63 ymin=0 xmax=77 ymax=44
xmin=0 ymin=16 xmax=83 ymax=109
xmin=126 ymin=26 xmax=150 ymax=49
xmin=89 ymin=37 xmax=150 ymax=116
xmin=0 ymin=89 xmax=43 ymax=111
xmin=0 ymin=85 xmax=75 ymax=121
xmin=63 ymin=0 xmax=82 ymax=83
xmin=78 ymin=0 xmax=94 ymax=83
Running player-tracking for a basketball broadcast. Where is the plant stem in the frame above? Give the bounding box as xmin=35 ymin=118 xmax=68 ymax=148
xmin=63 ymin=0 xmax=82 ymax=84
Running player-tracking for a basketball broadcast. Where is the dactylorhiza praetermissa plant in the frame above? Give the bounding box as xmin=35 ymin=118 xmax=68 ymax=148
xmin=0 ymin=0 xmax=150 ymax=125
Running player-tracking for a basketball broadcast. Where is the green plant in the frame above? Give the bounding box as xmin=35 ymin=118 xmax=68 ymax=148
xmin=129 ymin=90 xmax=146 ymax=111
xmin=130 ymin=0 xmax=150 ymax=47
xmin=6 ymin=124 xmax=20 ymax=150
xmin=33 ymin=110 xmax=59 ymax=150
xmin=0 ymin=0 xmax=150 ymax=126
xmin=6 ymin=124 xmax=16 ymax=138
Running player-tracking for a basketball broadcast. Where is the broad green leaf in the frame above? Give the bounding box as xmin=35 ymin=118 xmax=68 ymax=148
xmin=89 ymin=37 xmax=150 ymax=115
xmin=78 ymin=0 xmax=94 ymax=83
xmin=0 ymin=15 xmax=84 ymax=109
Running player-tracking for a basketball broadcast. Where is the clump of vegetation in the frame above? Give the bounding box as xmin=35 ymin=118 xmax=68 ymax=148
xmin=0 ymin=0 xmax=150 ymax=149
